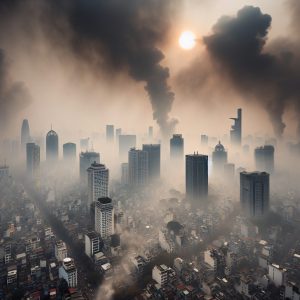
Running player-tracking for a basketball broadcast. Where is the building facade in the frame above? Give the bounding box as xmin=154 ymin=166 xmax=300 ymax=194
xmin=95 ymin=197 xmax=114 ymax=239
xmin=128 ymin=148 xmax=148 ymax=187
xmin=142 ymin=144 xmax=160 ymax=180
xmin=26 ymin=143 xmax=40 ymax=177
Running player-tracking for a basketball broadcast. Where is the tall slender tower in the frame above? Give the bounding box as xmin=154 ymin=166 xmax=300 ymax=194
xmin=240 ymin=171 xmax=269 ymax=218
xmin=87 ymin=162 xmax=109 ymax=206
xmin=128 ymin=148 xmax=148 ymax=187
xmin=21 ymin=119 xmax=30 ymax=148
xmin=46 ymin=128 xmax=59 ymax=162
xmin=230 ymin=108 xmax=242 ymax=146
xmin=186 ymin=153 xmax=208 ymax=202
xmin=26 ymin=142 xmax=40 ymax=176
xmin=170 ymin=134 xmax=184 ymax=160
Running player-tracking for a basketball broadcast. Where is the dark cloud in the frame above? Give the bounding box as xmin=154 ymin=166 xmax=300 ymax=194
xmin=178 ymin=5 xmax=300 ymax=139
xmin=0 ymin=49 xmax=31 ymax=135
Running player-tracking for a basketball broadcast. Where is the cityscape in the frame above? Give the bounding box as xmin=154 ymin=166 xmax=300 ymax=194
xmin=0 ymin=1 xmax=300 ymax=300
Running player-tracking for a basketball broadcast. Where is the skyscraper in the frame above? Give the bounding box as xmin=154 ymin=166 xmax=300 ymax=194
xmin=26 ymin=142 xmax=40 ymax=176
xmin=87 ymin=162 xmax=109 ymax=206
xmin=46 ymin=128 xmax=59 ymax=162
xmin=186 ymin=153 xmax=208 ymax=202
xmin=79 ymin=151 xmax=100 ymax=182
xmin=142 ymin=144 xmax=160 ymax=180
xmin=212 ymin=141 xmax=227 ymax=174
xmin=240 ymin=171 xmax=269 ymax=218
xmin=106 ymin=125 xmax=114 ymax=142
xmin=170 ymin=134 xmax=184 ymax=160
xmin=230 ymin=108 xmax=242 ymax=146
xmin=148 ymin=126 xmax=153 ymax=139
xmin=95 ymin=197 xmax=114 ymax=239
xmin=128 ymin=148 xmax=148 ymax=187
xmin=255 ymin=145 xmax=275 ymax=174
xmin=63 ymin=143 xmax=76 ymax=162
xmin=21 ymin=119 xmax=30 ymax=149
xmin=119 ymin=135 xmax=136 ymax=161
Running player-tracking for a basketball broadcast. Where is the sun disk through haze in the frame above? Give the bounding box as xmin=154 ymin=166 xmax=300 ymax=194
xmin=179 ymin=31 xmax=196 ymax=50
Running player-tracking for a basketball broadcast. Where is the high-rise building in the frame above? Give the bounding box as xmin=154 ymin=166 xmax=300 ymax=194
xmin=128 ymin=148 xmax=148 ymax=187
xmin=170 ymin=134 xmax=184 ymax=160
xmin=142 ymin=144 xmax=160 ymax=180
xmin=116 ymin=128 xmax=122 ymax=138
xmin=26 ymin=142 xmax=40 ymax=176
xmin=230 ymin=108 xmax=242 ymax=146
xmin=21 ymin=119 xmax=30 ymax=149
xmin=55 ymin=240 xmax=68 ymax=262
xmin=119 ymin=135 xmax=136 ymax=161
xmin=95 ymin=197 xmax=114 ymax=239
xmin=80 ymin=138 xmax=89 ymax=151
xmin=106 ymin=125 xmax=114 ymax=142
xmin=63 ymin=143 xmax=76 ymax=162
xmin=87 ymin=162 xmax=109 ymax=206
xmin=85 ymin=231 xmax=103 ymax=258
xmin=79 ymin=151 xmax=100 ymax=182
xmin=212 ymin=141 xmax=227 ymax=174
xmin=186 ymin=153 xmax=208 ymax=202
xmin=255 ymin=145 xmax=274 ymax=174
xmin=46 ymin=128 xmax=59 ymax=162
xmin=59 ymin=258 xmax=77 ymax=288
xmin=240 ymin=171 xmax=269 ymax=218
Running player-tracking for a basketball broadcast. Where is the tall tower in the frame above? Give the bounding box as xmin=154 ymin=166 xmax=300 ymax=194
xmin=95 ymin=197 xmax=114 ymax=239
xmin=212 ymin=141 xmax=228 ymax=174
xmin=142 ymin=144 xmax=160 ymax=180
xmin=240 ymin=171 xmax=269 ymax=218
xmin=186 ymin=153 xmax=208 ymax=202
xmin=79 ymin=151 xmax=100 ymax=183
xmin=255 ymin=145 xmax=274 ymax=174
xmin=26 ymin=142 xmax=40 ymax=176
xmin=46 ymin=128 xmax=59 ymax=162
xmin=21 ymin=119 xmax=30 ymax=148
xmin=170 ymin=134 xmax=184 ymax=160
xmin=87 ymin=162 xmax=109 ymax=206
xmin=230 ymin=108 xmax=242 ymax=146
xmin=128 ymin=148 xmax=148 ymax=187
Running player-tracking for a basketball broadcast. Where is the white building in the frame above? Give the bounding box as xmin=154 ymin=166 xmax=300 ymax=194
xmin=55 ymin=240 xmax=68 ymax=262
xmin=87 ymin=162 xmax=109 ymax=206
xmin=268 ymin=263 xmax=286 ymax=287
xmin=95 ymin=197 xmax=114 ymax=239
xmin=59 ymin=257 xmax=77 ymax=288
xmin=152 ymin=264 xmax=174 ymax=287
xmin=85 ymin=231 xmax=102 ymax=258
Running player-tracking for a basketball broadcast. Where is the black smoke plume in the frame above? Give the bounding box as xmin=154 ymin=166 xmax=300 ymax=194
xmin=203 ymin=6 xmax=300 ymax=138
xmin=45 ymin=0 xmax=178 ymax=137
xmin=0 ymin=48 xmax=30 ymax=135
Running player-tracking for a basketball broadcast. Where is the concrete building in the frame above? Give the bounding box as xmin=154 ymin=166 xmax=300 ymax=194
xmin=170 ymin=134 xmax=184 ymax=160
xmin=55 ymin=240 xmax=68 ymax=262
xmin=142 ymin=144 xmax=160 ymax=180
xmin=152 ymin=264 xmax=173 ymax=286
xmin=240 ymin=171 xmax=270 ymax=218
xmin=59 ymin=258 xmax=77 ymax=288
xmin=26 ymin=142 xmax=40 ymax=177
xmin=186 ymin=153 xmax=208 ymax=202
xmin=79 ymin=151 xmax=100 ymax=182
xmin=230 ymin=108 xmax=242 ymax=146
xmin=255 ymin=145 xmax=275 ymax=174
xmin=87 ymin=162 xmax=109 ymax=206
xmin=268 ymin=264 xmax=286 ymax=287
xmin=95 ymin=197 xmax=114 ymax=239
xmin=46 ymin=128 xmax=59 ymax=162
xmin=212 ymin=141 xmax=227 ymax=174
xmin=85 ymin=231 xmax=102 ymax=258
xmin=128 ymin=148 xmax=148 ymax=187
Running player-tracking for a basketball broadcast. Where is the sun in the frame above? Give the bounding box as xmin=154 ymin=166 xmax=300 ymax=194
xmin=179 ymin=31 xmax=196 ymax=50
